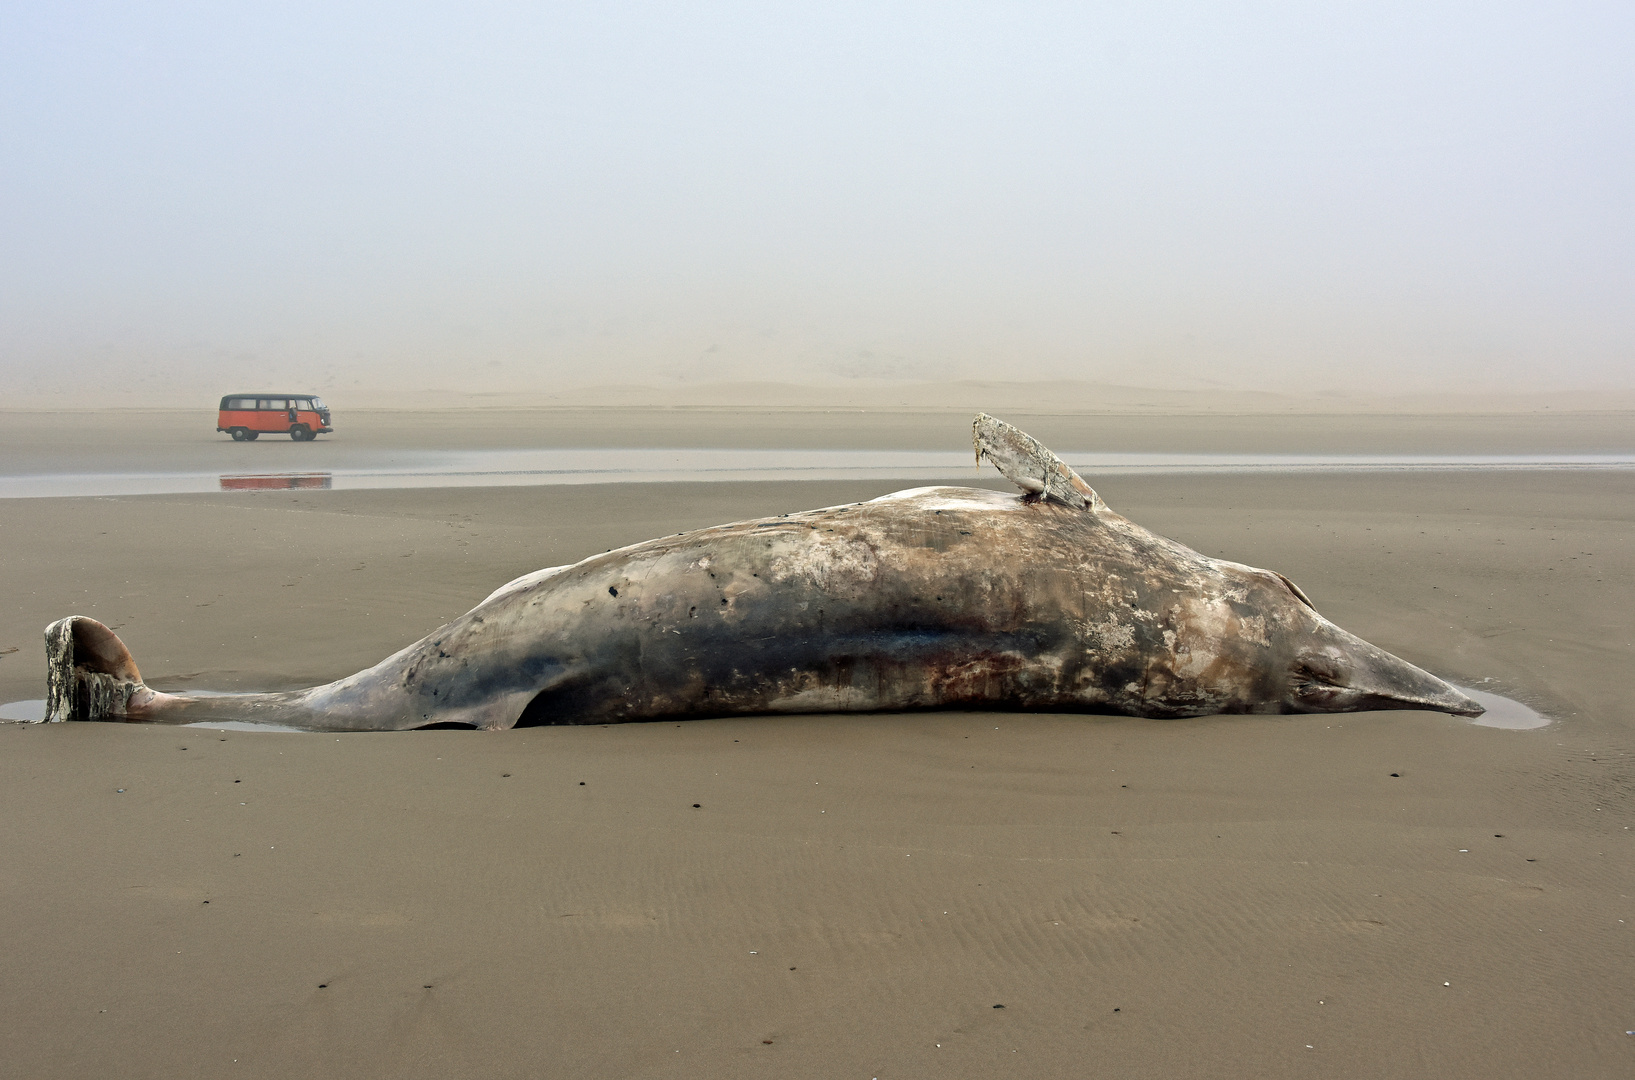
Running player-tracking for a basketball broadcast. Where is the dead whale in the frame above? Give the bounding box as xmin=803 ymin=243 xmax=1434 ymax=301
xmin=35 ymin=414 xmax=1482 ymax=730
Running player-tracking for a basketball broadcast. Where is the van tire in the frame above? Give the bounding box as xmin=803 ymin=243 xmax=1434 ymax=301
xmin=290 ymin=425 xmax=312 ymax=441
xmin=229 ymin=427 xmax=250 ymax=441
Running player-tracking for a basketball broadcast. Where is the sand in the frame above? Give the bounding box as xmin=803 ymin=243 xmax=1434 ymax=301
xmin=1 ymin=410 xmax=1632 ymax=1078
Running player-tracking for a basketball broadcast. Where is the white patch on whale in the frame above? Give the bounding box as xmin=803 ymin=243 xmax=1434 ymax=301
xmin=769 ymin=534 xmax=879 ymax=599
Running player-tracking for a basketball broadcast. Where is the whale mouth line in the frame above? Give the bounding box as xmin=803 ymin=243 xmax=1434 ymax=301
xmin=1382 ymin=695 xmax=1486 ymax=719
xmin=1289 ymin=673 xmax=1486 ymax=719
xmin=1359 ymin=684 xmax=1487 ymax=719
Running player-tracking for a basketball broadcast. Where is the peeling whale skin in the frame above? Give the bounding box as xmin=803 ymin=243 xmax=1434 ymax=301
xmin=36 ymin=417 xmax=1483 ymax=731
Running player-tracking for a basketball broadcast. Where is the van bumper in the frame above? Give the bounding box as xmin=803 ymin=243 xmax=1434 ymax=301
xmin=216 ymin=426 xmax=333 ymax=434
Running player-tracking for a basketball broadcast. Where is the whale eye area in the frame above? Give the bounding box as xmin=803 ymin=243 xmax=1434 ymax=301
xmin=1291 ymin=660 xmax=1348 ymax=700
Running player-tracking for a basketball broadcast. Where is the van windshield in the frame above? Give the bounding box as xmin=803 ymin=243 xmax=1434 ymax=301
xmin=312 ymin=397 xmax=328 ymax=410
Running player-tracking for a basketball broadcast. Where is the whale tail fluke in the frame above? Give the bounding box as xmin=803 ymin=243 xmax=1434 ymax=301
xmin=43 ymin=616 xmax=150 ymax=723
xmin=973 ymin=413 xmax=1105 ymax=511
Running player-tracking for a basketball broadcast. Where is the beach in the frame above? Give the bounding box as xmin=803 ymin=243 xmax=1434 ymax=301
xmin=1 ymin=408 xmax=1632 ymax=1078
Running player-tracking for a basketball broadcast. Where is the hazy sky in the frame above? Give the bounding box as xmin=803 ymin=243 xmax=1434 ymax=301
xmin=3 ymin=2 xmax=1631 ymax=402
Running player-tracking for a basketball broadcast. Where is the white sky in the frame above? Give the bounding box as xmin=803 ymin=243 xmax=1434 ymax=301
xmin=2 ymin=2 xmax=1631 ymax=402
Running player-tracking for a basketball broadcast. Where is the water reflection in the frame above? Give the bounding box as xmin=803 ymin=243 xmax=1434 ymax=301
xmin=1 ymin=449 xmax=1633 ymax=499
xmin=0 ymin=695 xmax=308 ymax=730
xmin=0 ymin=699 xmax=46 ymax=722
xmin=220 ymin=472 xmax=332 ymax=491
xmin=180 ymin=719 xmax=306 ymax=733
xmin=1457 ymin=685 xmax=1550 ymax=729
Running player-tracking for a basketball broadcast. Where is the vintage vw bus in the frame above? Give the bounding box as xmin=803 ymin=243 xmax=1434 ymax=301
xmin=217 ymin=394 xmax=333 ymax=441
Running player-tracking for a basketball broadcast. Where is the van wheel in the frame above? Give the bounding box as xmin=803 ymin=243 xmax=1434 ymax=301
xmin=229 ymin=427 xmax=250 ymax=441
xmin=290 ymin=425 xmax=312 ymax=441
xmin=243 ymin=431 xmax=259 ymax=441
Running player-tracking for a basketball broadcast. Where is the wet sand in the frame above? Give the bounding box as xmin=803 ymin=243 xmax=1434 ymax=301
xmin=1 ymin=412 xmax=1632 ymax=1078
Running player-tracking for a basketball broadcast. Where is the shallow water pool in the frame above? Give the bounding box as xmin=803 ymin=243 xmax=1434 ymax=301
xmin=1456 ymin=685 xmax=1552 ymax=729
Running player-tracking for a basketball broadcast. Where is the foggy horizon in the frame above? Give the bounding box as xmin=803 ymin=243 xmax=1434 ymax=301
xmin=3 ymin=3 xmax=1632 ymax=406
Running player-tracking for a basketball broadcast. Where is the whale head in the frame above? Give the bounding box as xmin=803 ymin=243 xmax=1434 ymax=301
xmin=1281 ymin=617 xmax=1484 ymax=717
xmin=1112 ymin=548 xmax=1484 ymax=720
xmin=1157 ymin=559 xmax=1485 ymax=718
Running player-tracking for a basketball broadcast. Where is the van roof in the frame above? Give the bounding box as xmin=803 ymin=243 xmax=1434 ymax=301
xmin=222 ymin=392 xmax=321 ymax=397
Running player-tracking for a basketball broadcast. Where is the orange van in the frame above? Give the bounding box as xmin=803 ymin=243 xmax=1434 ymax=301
xmin=217 ymin=394 xmax=333 ymax=441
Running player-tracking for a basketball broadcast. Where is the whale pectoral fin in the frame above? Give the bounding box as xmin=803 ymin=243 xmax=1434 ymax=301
xmin=43 ymin=616 xmax=149 ymax=722
xmin=972 ymin=413 xmax=1105 ymax=512
xmin=415 ymin=689 xmax=542 ymax=731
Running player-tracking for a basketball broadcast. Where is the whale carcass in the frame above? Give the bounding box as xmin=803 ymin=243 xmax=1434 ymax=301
xmin=35 ymin=415 xmax=1482 ymax=730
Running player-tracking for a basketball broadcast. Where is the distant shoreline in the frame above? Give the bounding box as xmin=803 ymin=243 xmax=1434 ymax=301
xmin=4 ymin=407 xmax=1631 ymax=482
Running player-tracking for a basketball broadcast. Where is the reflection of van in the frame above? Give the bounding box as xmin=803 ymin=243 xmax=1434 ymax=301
xmin=217 ymin=394 xmax=333 ymax=441
xmin=219 ymin=473 xmax=333 ymax=491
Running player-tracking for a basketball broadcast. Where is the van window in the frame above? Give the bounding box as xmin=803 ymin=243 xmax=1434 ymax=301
xmin=227 ymin=397 xmax=256 ymax=410
xmin=261 ymin=399 xmax=287 ymax=411
xmin=293 ymin=398 xmax=312 ymax=410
